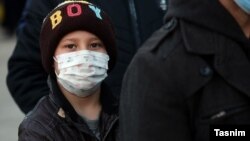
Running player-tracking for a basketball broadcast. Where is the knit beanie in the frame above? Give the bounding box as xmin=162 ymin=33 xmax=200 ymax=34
xmin=40 ymin=0 xmax=116 ymax=74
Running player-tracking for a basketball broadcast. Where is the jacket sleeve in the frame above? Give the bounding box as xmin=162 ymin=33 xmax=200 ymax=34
xmin=6 ymin=0 xmax=57 ymax=114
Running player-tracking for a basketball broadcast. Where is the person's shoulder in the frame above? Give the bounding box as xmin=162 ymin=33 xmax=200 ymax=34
xmin=132 ymin=18 xmax=180 ymax=64
xmin=138 ymin=18 xmax=179 ymax=54
xmin=18 ymin=97 xmax=55 ymax=140
xmin=19 ymin=96 xmax=59 ymax=133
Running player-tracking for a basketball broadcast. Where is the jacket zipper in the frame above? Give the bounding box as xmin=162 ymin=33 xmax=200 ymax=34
xmin=128 ymin=0 xmax=141 ymax=48
xmin=102 ymin=117 xmax=119 ymax=141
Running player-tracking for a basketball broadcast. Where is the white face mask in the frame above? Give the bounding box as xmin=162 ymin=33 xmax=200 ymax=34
xmin=54 ymin=50 xmax=109 ymax=97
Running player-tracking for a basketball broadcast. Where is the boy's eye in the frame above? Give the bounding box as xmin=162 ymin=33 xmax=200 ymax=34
xmin=65 ymin=44 xmax=77 ymax=49
xmin=89 ymin=42 xmax=104 ymax=49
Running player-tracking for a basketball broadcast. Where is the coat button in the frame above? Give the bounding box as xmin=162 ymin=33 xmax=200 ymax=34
xmin=200 ymin=66 xmax=213 ymax=77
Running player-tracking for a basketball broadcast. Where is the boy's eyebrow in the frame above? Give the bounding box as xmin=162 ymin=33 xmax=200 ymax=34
xmin=61 ymin=35 xmax=101 ymax=42
xmin=89 ymin=37 xmax=101 ymax=41
xmin=61 ymin=38 xmax=78 ymax=42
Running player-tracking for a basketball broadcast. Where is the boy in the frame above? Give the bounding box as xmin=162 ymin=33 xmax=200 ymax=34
xmin=18 ymin=1 xmax=118 ymax=141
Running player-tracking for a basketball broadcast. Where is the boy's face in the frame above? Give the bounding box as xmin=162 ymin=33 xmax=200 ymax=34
xmin=53 ymin=30 xmax=107 ymax=74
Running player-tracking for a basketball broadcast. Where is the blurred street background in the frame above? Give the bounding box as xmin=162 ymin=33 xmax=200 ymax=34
xmin=0 ymin=27 xmax=24 ymax=141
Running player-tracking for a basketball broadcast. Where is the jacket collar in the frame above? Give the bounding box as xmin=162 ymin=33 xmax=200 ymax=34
xmin=180 ymin=20 xmax=250 ymax=97
xmin=180 ymin=20 xmax=215 ymax=55
xmin=47 ymin=76 xmax=118 ymax=121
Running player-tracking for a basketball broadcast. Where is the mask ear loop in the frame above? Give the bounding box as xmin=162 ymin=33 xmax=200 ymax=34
xmin=53 ymin=56 xmax=58 ymax=62
xmin=53 ymin=56 xmax=60 ymax=76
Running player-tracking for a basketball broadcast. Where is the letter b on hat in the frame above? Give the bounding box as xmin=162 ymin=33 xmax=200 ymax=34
xmin=50 ymin=11 xmax=62 ymax=29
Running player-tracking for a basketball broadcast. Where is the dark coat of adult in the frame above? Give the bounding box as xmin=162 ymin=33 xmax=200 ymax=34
xmin=18 ymin=76 xmax=118 ymax=141
xmin=6 ymin=0 xmax=166 ymax=113
xmin=120 ymin=0 xmax=250 ymax=141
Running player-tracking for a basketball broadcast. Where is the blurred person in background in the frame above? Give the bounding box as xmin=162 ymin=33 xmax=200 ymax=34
xmin=119 ymin=0 xmax=250 ymax=140
xmin=1 ymin=0 xmax=26 ymax=36
xmin=0 ymin=0 xmax=4 ymax=24
xmin=18 ymin=1 xmax=119 ymax=140
xmin=6 ymin=0 xmax=167 ymax=114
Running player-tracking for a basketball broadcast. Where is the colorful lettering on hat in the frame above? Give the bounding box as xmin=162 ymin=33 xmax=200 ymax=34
xmin=49 ymin=2 xmax=103 ymax=30
xmin=88 ymin=5 xmax=102 ymax=20
xmin=50 ymin=10 xmax=62 ymax=29
xmin=67 ymin=4 xmax=82 ymax=17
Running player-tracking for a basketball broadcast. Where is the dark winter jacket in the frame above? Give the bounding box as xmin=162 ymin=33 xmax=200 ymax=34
xmin=120 ymin=0 xmax=250 ymax=141
xmin=7 ymin=0 xmax=166 ymax=113
xmin=18 ymin=76 xmax=118 ymax=141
